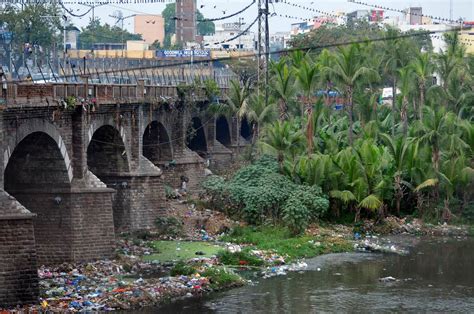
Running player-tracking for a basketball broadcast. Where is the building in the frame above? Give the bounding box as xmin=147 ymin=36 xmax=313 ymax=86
xmin=290 ymin=22 xmax=312 ymax=36
xmin=346 ymin=10 xmax=369 ymax=23
xmin=134 ymin=15 xmax=164 ymax=45
xmin=312 ymin=16 xmax=339 ymax=29
xmin=398 ymin=23 xmax=454 ymax=53
xmin=203 ymin=23 xmax=255 ymax=50
xmin=65 ymin=26 xmax=80 ymax=50
xmin=369 ymin=9 xmax=384 ymax=22
xmin=459 ymin=27 xmax=474 ymax=54
xmin=126 ymin=40 xmax=149 ymax=51
xmin=270 ymin=31 xmax=291 ymax=50
xmin=92 ymin=43 xmax=125 ymax=50
xmin=176 ymin=0 xmax=196 ymax=45
xmin=404 ymin=7 xmax=423 ymax=25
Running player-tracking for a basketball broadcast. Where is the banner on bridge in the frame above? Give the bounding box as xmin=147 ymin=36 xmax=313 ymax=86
xmin=156 ymin=49 xmax=211 ymax=58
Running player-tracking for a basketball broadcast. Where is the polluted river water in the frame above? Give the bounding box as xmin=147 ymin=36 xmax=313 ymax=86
xmin=150 ymin=235 xmax=474 ymax=313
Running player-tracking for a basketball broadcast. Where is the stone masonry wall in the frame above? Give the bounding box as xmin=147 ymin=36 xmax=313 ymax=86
xmin=70 ymin=189 xmax=116 ymax=262
xmin=0 ymin=218 xmax=39 ymax=306
xmin=12 ymin=191 xmax=74 ymax=265
xmin=101 ymin=174 xmax=165 ymax=231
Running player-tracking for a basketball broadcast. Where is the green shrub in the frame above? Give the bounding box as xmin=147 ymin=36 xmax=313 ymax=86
xmin=202 ymin=267 xmax=243 ymax=289
xmin=202 ymin=156 xmax=329 ymax=232
xmin=170 ymin=261 xmax=196 ymax=276
xmin=164 ymin=185 xmax=175 ymax=199
xmin=217 ymin=249 xmax=264 ymax=266
xmin=155 ymin=217 xmax=183 ymax=237
xmin=283 ymin=194 xmax=309 ymax=235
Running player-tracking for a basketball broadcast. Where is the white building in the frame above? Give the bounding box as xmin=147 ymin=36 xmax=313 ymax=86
xmin=270 ymin=31 xmax=291 ymax=50
xmin=203 ymin=23 xmax=255 ymax=51
xmin=398 ymin=23 xmax=455 ymax=53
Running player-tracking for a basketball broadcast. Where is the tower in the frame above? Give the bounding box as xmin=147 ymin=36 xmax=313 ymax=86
xmin=176 ymin=0 xmax=197 ymax=45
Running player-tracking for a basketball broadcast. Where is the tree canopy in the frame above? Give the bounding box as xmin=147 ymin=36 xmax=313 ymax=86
xmin=203 ymin=28 xmax=474 ymax=230
xmin=0 ymin=3 xmax=61 ymax=48
xmin=78 ymin=19 xmax=142 ymax=49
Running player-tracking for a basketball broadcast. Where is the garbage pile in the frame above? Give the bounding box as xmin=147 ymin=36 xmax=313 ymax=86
xmin=249 ymin=250 xmax=286 ymax=265
xmin=261 ymin=261 xmax=308 ymax=279
xmin=354 ymin=236 xmax=408 ymax=255
xmin=31 ymin=260 xmax=214 ymax=312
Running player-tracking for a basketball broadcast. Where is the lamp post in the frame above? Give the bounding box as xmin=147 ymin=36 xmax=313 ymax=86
xmin=110 ymin=12 xmax=136 ymax=58
xmin=238 ymin=17 xmax=245 ymax=59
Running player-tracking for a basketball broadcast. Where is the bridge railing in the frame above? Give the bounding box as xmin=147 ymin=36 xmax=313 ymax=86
xmin=3 ymin=80 xmax=228 ymax=107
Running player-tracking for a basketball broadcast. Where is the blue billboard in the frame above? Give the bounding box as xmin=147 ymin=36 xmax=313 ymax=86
xmin=156 ymin=49 xmax=211 ymax=58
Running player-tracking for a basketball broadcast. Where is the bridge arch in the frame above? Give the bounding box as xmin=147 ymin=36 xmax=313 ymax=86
xmin=87 ymin=125 xmax=130 ymax=175
xmin=186 ymin=117 xmax=208 ymax=157
xmin=216 ymin=115 xmax=231 ymax=146
xmin=4 ymin=131 xmax=73 ymax=264
xmin=240 ymin=116 xmax=253 ymax=141
xmin=3 ymin=121 xmax=72 ymax=181
xmin=143 ymin=121 xmax=173 ymax=163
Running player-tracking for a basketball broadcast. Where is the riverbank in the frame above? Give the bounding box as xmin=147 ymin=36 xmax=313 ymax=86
xmin=1 ymin=201 xmax=471 ymax=313
xmin=1 ymin=222 xmax=354 ymax=312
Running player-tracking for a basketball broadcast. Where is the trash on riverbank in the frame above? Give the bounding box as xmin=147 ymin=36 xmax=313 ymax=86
xmin=354 ymin=238 xmax=408 ymax=255
xmin=379 ymin=276 xmax=398 ymax=283
xmin=261 ymin=261 xmax=308 ymax=279
xmin=26 ymin=259 xmax=228 ymax=312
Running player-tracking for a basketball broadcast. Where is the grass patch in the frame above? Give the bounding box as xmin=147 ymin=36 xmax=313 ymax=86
xmin=143 ymin=241 xmax=222 ymax=262
xmin=220 ymin=226 xmax=352 ymax=261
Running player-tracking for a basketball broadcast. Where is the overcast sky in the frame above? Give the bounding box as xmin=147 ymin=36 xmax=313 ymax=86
xmin=66 ymin=0 xmax=474 ymax=33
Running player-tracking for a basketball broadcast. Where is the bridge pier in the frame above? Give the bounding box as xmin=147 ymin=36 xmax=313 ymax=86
xmin=0 ymin=191 xmax=39 ymax=307
xmin=97 ymin=158 xmax=165 ymax=231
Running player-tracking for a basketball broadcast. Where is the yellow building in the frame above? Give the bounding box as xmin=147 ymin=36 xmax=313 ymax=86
xmin=134 ymin=15 xmax=165 ymax=45
xmin=459 ymin=29 xmax=474 ymax=54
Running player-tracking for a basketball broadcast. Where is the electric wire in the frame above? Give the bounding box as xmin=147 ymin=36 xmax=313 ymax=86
xmin=7 ymin=25 xmax=466 ymax=84
xmin=347 ymin=0 xmax=465 ymax=24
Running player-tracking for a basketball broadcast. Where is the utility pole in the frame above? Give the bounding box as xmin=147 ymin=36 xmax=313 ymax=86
xmin=238 ymin=17 xmax=245 ymax=58
xmin=257 ymin=0 xmax=269 ymax=106
xmin=449 ymin=0 xmax=453 ymax=22
xmin=63 ymin=14 xmax=67 ymax=76
xmin=264 ymin=0 xmax=269 ymax=108
xmin=257 ymin=0 xmax=263 ymax=91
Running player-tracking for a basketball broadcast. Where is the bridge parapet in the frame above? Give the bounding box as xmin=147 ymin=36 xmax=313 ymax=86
xmin=3 ymin=81 xmax=228 ymax=108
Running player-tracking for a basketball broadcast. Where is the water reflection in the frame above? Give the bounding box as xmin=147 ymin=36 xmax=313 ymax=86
xmin=156 ymin=237 xmax=474 ymax=313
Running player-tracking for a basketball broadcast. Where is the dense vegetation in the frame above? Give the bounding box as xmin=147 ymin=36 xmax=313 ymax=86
xmin=205 ymin=27 xmax=473 ymax=230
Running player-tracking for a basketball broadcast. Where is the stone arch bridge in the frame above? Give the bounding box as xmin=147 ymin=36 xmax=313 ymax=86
xmin=0 ymin=80 xmax=252 ymax=306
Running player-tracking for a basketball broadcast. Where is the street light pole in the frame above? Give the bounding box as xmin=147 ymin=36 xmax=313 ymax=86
xmin=63 ymin=14 xmax=67 ymax=76
xmin=238 ymin=17 xmax=245 ymax=58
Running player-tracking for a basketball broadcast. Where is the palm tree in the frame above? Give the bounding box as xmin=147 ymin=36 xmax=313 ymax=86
xmin=241 ymin=92 xmax=277 ymax=143
xmin=270 ymin=58 xmax=296 ymax=121
xmin=439 ymin=155 xmax=474 ymax=222
xmin=397 ymin=66 xmax=414 ymax=137
xmin=380 ymin=134 xmax=416 ymax=216
xmin=210 ymin=79 xmax=249 ymax=154
xmin=382 ymin=28 xmax=415 ymax=136
xmin=410 ymin=52 xmax=433 ymax=119
xmin=294 ymin=59 xmax=318 ymax=153
xmin=260 ymin=120 xmax=304 ymax=171
xmin=415 ymin=105 xmax=469 ymax=200
xmin=325 ymin=44 xmax=378 ymax=146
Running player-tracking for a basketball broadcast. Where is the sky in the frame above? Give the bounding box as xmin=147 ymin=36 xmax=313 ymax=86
xmin=66 ymin=0 xmax=474 ymax=33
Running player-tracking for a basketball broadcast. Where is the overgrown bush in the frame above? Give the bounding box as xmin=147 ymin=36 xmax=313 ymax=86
xmin=202 ymin=156 xmax=329 ymax=233
xmin=170 ymin=261 xmax=196 ymax=276
xmin=201 ymin=267 xmax=243 ymax=289
xmin=155 ymin=217 xmax=183 ymax=237
xmin=217 ymin=249 xmax=264 ymax=267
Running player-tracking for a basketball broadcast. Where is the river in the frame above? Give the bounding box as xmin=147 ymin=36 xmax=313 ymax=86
xmin=153 ymin=235 xmax=474 ymax=313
